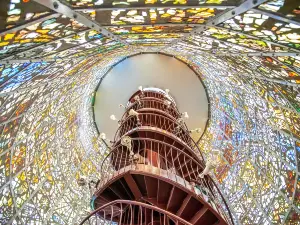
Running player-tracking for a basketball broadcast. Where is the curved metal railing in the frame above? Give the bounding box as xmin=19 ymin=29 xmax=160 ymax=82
xmin=102 ymin=138 xmax=204 ymax=179
xmin=114 ymin=112 xmax=205 ymax=162
xmin=125 ymin=97 xmax=180 ymax=119
xmin=126 ymin=91 xmax=191 ymax=138
xmin=80 ymin=200 xmax=192 ymax=225
xmin=128 ymin=90 xmax=170 ymax=103
xmin=115 ymin=112 xmax=192 ymax=146
xmin=119 ymin=93 xmax=205 ymax=161
xmin=90 ymin=90 xmax=233 ymax=225
xmin=97 ymin=138 xmax=234 ymax=225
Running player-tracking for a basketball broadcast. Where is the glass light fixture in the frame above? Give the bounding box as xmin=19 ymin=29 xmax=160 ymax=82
xmin=110 ymin=115 xmax=117 ymax=120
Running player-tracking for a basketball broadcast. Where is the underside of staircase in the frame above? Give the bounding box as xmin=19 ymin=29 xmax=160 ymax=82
xmin=93 ymin=169 xmax=227 ymax=225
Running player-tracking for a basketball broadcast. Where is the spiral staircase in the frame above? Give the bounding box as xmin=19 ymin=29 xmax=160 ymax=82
xmin=80 ymin=89 xmax=234 ymax=225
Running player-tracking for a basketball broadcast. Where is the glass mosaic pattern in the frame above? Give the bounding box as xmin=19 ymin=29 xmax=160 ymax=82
xmin=0 ymin=0 xmax=300 ymax=224
xmin=258 ymin=0 xmax=300 ymax=21
xmin=81 ymin=7 xmax=225 ymax=26
xmin=0 ymin=0 xmax=52 ymax=31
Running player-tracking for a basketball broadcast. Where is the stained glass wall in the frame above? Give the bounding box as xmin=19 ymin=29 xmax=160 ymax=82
xmin=0 ymin=0 xmax=300 ymax=224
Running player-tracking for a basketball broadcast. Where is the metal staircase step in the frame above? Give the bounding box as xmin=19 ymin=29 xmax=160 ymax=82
xmin=144 ymin=176 xmax=158 ymax=198
xmin=124 ymin=173 xmax=143 ymax=200
xmin=166 ymin=186 xmax=188 ymax=213
xmin=176 ymin=194 xmax=191 ymax=217
xmin=190 ymin=206 xmax=208 ymax=224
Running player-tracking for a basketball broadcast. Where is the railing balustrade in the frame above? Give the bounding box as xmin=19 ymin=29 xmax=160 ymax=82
xmin=115 ymin=112 xmax=192 ymax=147
xmin=115 ymin=112 xmax=205 ymax=162
xmin=97 ymin=138 xmax=234 ymax=225
xmin=89 ymin=90 xmax=233 ymax=225
xmin=125 ymin=98 xmax=180 ymax=120
xmin=80 ymin=200 xmax=192 ymax=225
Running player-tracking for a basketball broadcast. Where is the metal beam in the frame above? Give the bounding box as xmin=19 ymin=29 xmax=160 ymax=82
xmin=2 ymin=44 xmax=297 ymax=65
xmin=167 ymin=0 xmax=269 ymax=47
xmin=252 ymin=8 xmax=300 ymax=27
xmin=216 ymin=52 xmax=300 ymax=57
xmin=74 ymin=5 xmax=236 ymax=11
xmin=116 ymin=32 xmax=187 ymax=35
xmin=103 ymin=23 xmax=204 ymax=28
xmin=0 ymin=13 xmax=60 ymax=36
xmin=0 ymin=58 xmax=56 ymax=65
xmin=33 ymin=0 xmax=127 ymax=45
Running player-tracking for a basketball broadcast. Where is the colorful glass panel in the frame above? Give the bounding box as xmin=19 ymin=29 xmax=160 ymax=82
xmin=258 ymin=0 xmax=300 ymax=22
xmin=0 ymin=0 xmax=52 ymax=31
xmin=108 ymin=25 xmax=193 ymax=34
xmin=162 ymin=45 xmax=300 ymax=224
xmin=1 ymin=0 xmax=300 ymax=224
xmin=8 ymin=29 xmax=102 ymax=59
xmin=203 ymin=26 xmax=290 ymax=52
xmin=0 ymin=16 xmax=87 ymax=59
xmin=83 ymin=8 xmax=225 ymax=26
xmin=219 ymin=10 xmax=300 ymax=50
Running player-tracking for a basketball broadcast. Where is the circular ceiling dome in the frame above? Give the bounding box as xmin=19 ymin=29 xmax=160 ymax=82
xmin=94 ymin=53 xmax=209 ymax=141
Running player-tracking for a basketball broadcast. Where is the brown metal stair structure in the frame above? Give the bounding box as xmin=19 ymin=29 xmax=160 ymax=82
xmin=85 ymin=89 xmax=233 ymax=225
xmin=93 ymin=168 xmax=227 ymax=225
